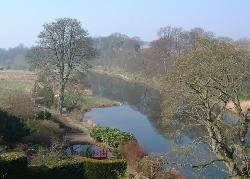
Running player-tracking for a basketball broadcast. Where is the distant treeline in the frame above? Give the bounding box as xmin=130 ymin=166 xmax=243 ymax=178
xmin=92 ymin=26 xmax=250 ymax=76
xmin=0 ymin=26 xmax=249 ymax=72
xmin=0 ymin=44 xmax=29 ymax=70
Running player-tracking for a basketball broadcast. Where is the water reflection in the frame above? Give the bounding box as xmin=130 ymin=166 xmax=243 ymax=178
xmin=80 ymin=72 xmax=203 ymax=147
xmin=82 ymin=72 xmax=162 ymax=120
xmin=80 ymin=72 xmax=228 ymax=178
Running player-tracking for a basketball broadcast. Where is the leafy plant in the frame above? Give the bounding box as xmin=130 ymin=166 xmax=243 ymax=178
xmin=89 ymin=125 xmax=109 ymax=141
xmin=35 ymin=110 xmax=52 ymax=120
xmin=138 ymin=154 xmax=174 ymax=179
xmin=0 ymin=109 xmax=30 ymax=142
xmin=112 ymin=148 xmax=121 ymax=159
xmin=33 ymin=84 xmax=55 ymax=108
xmin=89 ymin=125 xmax=135 ymax=148
xmin=82 ymin=146 xmax=93 ymax=158
xmin=30 ymin=139 xmax=65 ymax=165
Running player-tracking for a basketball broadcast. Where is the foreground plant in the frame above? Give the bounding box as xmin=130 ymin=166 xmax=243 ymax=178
xmin=119 ymin=140 xmax=147 ymax=169
xmin=89 ymin=125 xmax=135 ymax=148
xmin=162 ymin=37 xmax=250 ymax=178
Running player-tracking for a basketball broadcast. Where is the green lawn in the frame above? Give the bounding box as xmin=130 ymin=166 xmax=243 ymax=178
xmin=94 ymin=66 xmax=147 ymax=81
xmin=82 ymin=96 xmax=115 ymax=105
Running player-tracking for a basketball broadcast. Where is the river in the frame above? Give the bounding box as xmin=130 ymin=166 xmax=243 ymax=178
xmin=81 ymin=72 xmax=228 ymax=178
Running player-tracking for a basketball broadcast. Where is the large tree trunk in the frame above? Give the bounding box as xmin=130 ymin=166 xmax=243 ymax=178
xmin=57 ymin=81 xmax=65 ymax=115
xmin=207 ymin=123 xmax=243 ymax=178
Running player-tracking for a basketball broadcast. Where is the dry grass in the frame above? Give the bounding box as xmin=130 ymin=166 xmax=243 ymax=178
xmin=0 ymin=70 xmax=36 ymax=108
xmin=0 ymin=70 xmax=36 ymax=81
xmin=226 ymin=100 xmax=250 ymax=114
xmin=4 ymin=93 xmax=38 ymax=118
xmin=23 ymin=119 xmax=63 ymax=146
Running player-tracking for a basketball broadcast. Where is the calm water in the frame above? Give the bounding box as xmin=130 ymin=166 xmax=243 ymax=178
xmin=80 ymin=72 xmax=228 ymax=178
xmin=84 ymin=105 xmax=179 ymax=153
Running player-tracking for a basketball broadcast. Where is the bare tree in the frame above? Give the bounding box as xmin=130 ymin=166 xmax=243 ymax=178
xmin=162 ymin=37 xmax=250 ymax=178
xmin=29 ymin=18 xmax=96 ymax=114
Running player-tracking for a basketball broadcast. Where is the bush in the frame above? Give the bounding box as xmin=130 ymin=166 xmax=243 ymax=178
xmin=26 ymin=165 xmax=50 ymax=179
xmin=64 ymin=85 xmax=83 ymax=110
xmin=82 ymin=146 xmax=93 ymax=158
xmin=0 ymin=109 xmax=30 ymax=142
xmin=89 ymin=125 xmax=109 ymax=142
xmin=33 ymin=84 xmax=55 ymax=108
xmin=138 ymin=154 xmax=174 ymax=179
xmin=0 ymin=152 xmax=127 ymax=179
xmin=2 ymin=91 xmax=36 ymax=119
xmin=34 ymin=110 xmax=52 ymax=120
xmin=0 ymin=152 xmax=27 ymax=178
xmin=119 ymin=140 xmax=147 ymax=169
xmin=112 ymin=148 xmax=122 ymax=159
xmin=25 ymin=157 xmax=85 ymax=179
xmin=29 ymin=156 xmax=127 ymax=179
xmin=23 ymin=119 xmax=63 ymax=146
xmin=89 ymin=125 xmax=135 ymax=148
xmin=29 ymin=139 xmax=65 ymax=166
xmin=75 ymin=156 xmax=127 ymax=179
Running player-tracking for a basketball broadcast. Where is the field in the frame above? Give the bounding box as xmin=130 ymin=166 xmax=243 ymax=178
xmin=0 ymin=69 xmax=118 ymax=108
xmin=0 ymin=70 xmax=120 ymax=139
xmin=0 ymin=70 xmax=35 ymax=107
xmin=0 ymin=70 xmax=36 ymax=81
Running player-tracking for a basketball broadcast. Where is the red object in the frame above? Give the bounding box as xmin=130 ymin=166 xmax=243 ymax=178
xmin=92 ymin=148 xmax=108 ymax=160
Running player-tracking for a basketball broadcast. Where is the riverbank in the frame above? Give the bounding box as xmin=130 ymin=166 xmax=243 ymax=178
xmin=0 ymin=69 xmax=122 ymax=147
xmin=91 ymin=67 xmax=166 ymax=91
xmin=50 ymin=96 xmax=122 ymax=146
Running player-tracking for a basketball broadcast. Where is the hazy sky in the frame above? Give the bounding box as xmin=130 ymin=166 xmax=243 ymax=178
xmin=0 ymin=0 xmax=249 ymax=48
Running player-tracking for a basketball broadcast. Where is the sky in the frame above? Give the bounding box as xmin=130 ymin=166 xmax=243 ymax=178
xmin=0 ymin=0 xmax=250 ymax=48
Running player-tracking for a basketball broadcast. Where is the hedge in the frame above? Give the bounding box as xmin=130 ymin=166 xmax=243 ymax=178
xmin=0 ymin=152 xmax=27 ymax=179
xmin=75 ymin=156 xmax=127 ymax=179
xmin=27 ymin=158 xmax=85 ymax=179
xmin=0 ymin=109 xmax=30 ymax=141
xmin=0 ymin=152 xmax=127 ymax=179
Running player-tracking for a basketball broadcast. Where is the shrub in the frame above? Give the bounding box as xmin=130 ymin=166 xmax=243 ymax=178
xmin=0 ymin=152 xmax=127 ymax=179
xmin=29 ymin=156 xmax=127 ymax=179
xmin=23 ymin=119 xmax=63 ymax=146
xmin=119 ymin=140 xmax=147 ymax=169
xmin=112 ymin=148 xmax=122 ymax=159
xmin=4 ymin=92 xmax=36 ymax=119
xmin=64 ymin=85 xmax=83 ymax=110
xmin=89 ymin=125 xmax=135 ymax=148
xmin=26 ymin=165 xmax=50 ymax=179
xmin=27 ymin=157 xmax=85 ymax=179
xmin=82 ymin=146 xmax=93 ymax=158
xmin=89 ymin=125 xmax=109 ymax=142
xmin=0 ymin=152 xmax=27 ymax=178
xmin=29 ymin=140 xmax=65 ymax=166
xmin=138 ymin=154 xmax=174 ymax=179
xmin=75 ymin=156 xmax=127 ymax=179
xmin=0 ymin=109 xmax=30 ymax=142
xmin=33 ymin=85 xmax=55 ymax=108
xmin=34 ymin=110 xmax=52 ymax=120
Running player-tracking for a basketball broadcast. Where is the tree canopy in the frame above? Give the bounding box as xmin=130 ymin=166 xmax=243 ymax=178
xmin=162 ymin=37 xmax=250 ymax=178
xmin=28 ymin=18 xmax=96 ymax=113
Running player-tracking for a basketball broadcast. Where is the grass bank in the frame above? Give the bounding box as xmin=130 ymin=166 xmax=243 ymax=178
xmin=92 ymin=66 xmax=166 ymax=91
xmin=0 ymin=70 xmax=121 ymax=145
